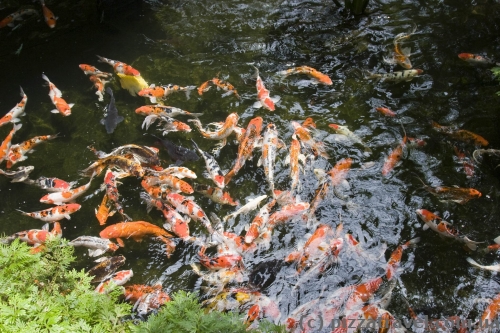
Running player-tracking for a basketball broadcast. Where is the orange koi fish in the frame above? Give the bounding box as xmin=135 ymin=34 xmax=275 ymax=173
xmin=244 ymin=199 xmax=277 ymax=244
xmin=431 ymin=121 xmax=488 ymax=147
xmin=95 ymin=269 xmax=134 ymax=294
xmin=458 ymin=53 xmax=497 ymax=65
xmin=198 ymin=245 xmax=244 ymax=270
xmin=81 ymin=155 xmax=145 ymax=178
xmin=327 ymin=158 xmax=352 ymax=186
xmin=267 ymin=201 xmax=310 ymax=228
xmin=0 ymin=124 xmax=22 ymax=163
xmin=384 ymin=27 xmax=416 ymax=69
xmin=40 ymin=175 xmax=94 ymax=205
xmin=386 ymin=237 xmax=420 ymax=280
xmin=253 ymin=66 xmax=279 ymax=111
xmin=100 ymin=221 xmax=175 ymax=257
xmin=124 ymin=284 xmax=170 ymax=314
xmin=6 ymin=133 xmax=58 ymax=168
xmin=17 ymin=203 xmax=81 ymax=222
xmin=0 ymin=8 xmax=38 ymax=29
xmin=141 ymin=114 xmax=192 ymax=134
xmin=138 ymin=84 xmax=196 ymax=104
xmin=416 ymin=209 xmax=481 ymax=250
xmin=40 ymin=0 xmax=56 ymax=28
xmin=307 ymin=179 xmax=330 ymax=221
xmin=292 ymin=120 xmax=330 ymax=159
xmin=79 ymin=64 xmax=112 ymax=77
xmin=414 ymin=176 xmax=482 ymax=204
xmin=277 ymin=66 xmax=333 ymax=85
xmin=381 ymin=135 xmax=406 ymax=177
xmin=375 ymin=106 xmax=396 ymax=117
xmin=165 ymin=192 xmax=214 ymax=234
xmin=68 ymin=236 xmax=119 ymax=257
xmin=211 ymin=77 xmax=240 ymax=99
xmin=197 ymin=80 xmax=211 ymax=95
xmin=88 ymin=75 xmax=108 ymax=102
xmin=0 ymin=87 xmax=27 ymax=127
xmin=135 ymin=105 xmax=202 ymax=118
xmin=286 ymin=134 xmax=305 ymax=192
xmin=95 ymin=194 xmax=114 ymax=225
xmin=97 ymin=55 xmax=140 ymax=76
xmin=143 ymin=174 xmax=194 ymax=194
xmin=191 ymin=139 xmax=225 ymax=188
xmin=42 ymin=74 xmax=74 ymax=116
xmin=224 ymin=116 xmax=263 ymax=185
xmin=479 ymin=292 xmax=500 ymax=325
xmin=194 ymin=184 xmax=238 ymax=206
xmin=188 ymin=112 xmax=239 ymax=151
xmin=453 ymin=146 xmax=474 ymax=178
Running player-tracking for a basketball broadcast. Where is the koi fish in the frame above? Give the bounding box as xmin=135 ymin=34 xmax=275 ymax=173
xmin=253 ymin=66 xmax=280 ymax=111
xmin=385 ymin=237 xmax=420 ymax=280
xmin=414 ymin=176 xmax=482 ymax=204
xmin=466 ymin=257 xmax=500 ymax=272
xmin=416 ymin=209 xmax=482 ymax=250
xmin=40 ymin=0 xmax=56 ymax=28
xmin=473 ymin=148 xmax=500 ymax=164
xmin=329 ymin=124 xmax=372 ymax=153
xmin=188 ymin=112 xmax=239 ymax=152
xmin=100 ymin=221 xmax=176 ymax=257
xmin=138 ymin=84 xmax=196 ymax=103
xmin=0 ymin=124 xmax=22 ymax=163
xmin=458 ymin=53 xmax=497 ymax=65
xmin=135 ymin=105 xmax=202 ymax=118
xmin=164 ymin=192 xmax=214 ymax=234
xmin=382 ymin=134 xmax=406 ymax=177
xmin=95 ymin=269 xmax=134 ymax=294
xmin=87 ymin=255 xmax=126 ymax=283
xmin=483 ymin=236 xmax=500 ymax=254
xmin=224 ymin=116 xmax=263 ymax=185
xmin=18 ymin=203 xmax=81 ymax=222
xmin=258 ymin=123 xmax=282 ymax=195
xmin=124 ymin=284 xmax=171 ymax=315
xmin=267 ymin=201 xmax=310 ymax=228
xmin=292 ymin=120 xmax=330 ymax=159
xmin=26 ymin=176 xmax=75 ymax=192
xmin=307 ymin=177 xmax=330 ymax=222
xmin=79 ymin=64 xmax=112 ymax=77
xmin=198 ymin=245 xmax=244 ymax=270
xmin=285 ymin=134 xmax=305 ymax=193
xmin=244 ymin=199 xmax=277 ymax=244
xmin=88 ymin=75 xmax=108 ymax=102
xmin=0 ymin=87 xmax=27 ymax=127
xmin=151 ymin=166 xmax=197 ymax=179
xmin=431 ymin=121 xmax=488 ymax=147
xmin=0 ymin=8 xmax=38 ymax=29
xmin=39 ymin=175 xmax=94 ymax=205
xmin=101 ymin=87 xmax=124 ymax=134
xmin=42 ymin=74 xmax=74 ymax=116
xmin=1 ymin=222 xmax=62 ymax=247
xmin=366 ymin=69 xmax=423 ymax=82
xmin=0 ymin=166 xmax=34 ymax=182
xmin=277 ymin=66 xmax=333 ymax=85
xmin=95 ymin=194 xmax=115 ymax=225
xmin=68 ymin=236 xmax=119 ymax=257
xmin=198 ymin=80 xmax=211 ymax=95
xmin=384 ymin=26 xmax=416 ymax=69
xmin=375 ymin=106 xmax=396 ymax=117
xmin=81 ymin=155 xmax=144 ymax=178
xmin=143 ymin=174 xmax=194 ymax=194
xmin=104 ymin=169 xmax=131 ymax=220
xmin=152 ymin=135 xmax=199 ymax=165
xmin=223 ymin=195 xmax=268 ymax=222
xmin=191 ymin=139 xmax=225 ymax=188
xmin=6 ymin=133 xmax=58 ymax=168
xmin=141 ymin=114 xmax=192 ymax=134
xmin=453 ymin=146 xmax=474 ymax=178
xmin=479 ymin=292 xmax=500 ymax=326
xmin=89 ymin=144 xmax=161 ymax=167
xmin=211 ymin=77 xmax=240 ymax=99
xmin=96 ymin=55 xmax=140 ymax=76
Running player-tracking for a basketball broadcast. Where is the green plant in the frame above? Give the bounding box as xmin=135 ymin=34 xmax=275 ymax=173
xmin=492 ymin=67 xmax=500 ymax=96
xmin=0 ymin=238 xmax=132 ymax=333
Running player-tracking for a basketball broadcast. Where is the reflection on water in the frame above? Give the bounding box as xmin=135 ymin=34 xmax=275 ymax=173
xmin=1 ymin=0 xmax=500 ymax=328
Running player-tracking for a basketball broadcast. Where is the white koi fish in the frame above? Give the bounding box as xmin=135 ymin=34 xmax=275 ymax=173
xmin=191 ymin=139 xmax=225 ymax=188
xmin=252 ymin=66 xmax=280 ymax=111
xmin=328 ymin=124 xmax=371 ymax=153
xmin=366 ymin=69 xmax=423 ymax=82
xmin=257 ymin=123 xmax=282 ymax=195
xmin=0 ymin=87 xmax=27 ymax=127
xmin=223 ymin=195 xmax=268 ymax=222
xmin=69 ymin=236 xmax=119 ymax=257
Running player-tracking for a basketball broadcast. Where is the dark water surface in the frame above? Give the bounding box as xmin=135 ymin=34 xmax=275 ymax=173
xmin=1 ymin=0 xmax=500 ymax=329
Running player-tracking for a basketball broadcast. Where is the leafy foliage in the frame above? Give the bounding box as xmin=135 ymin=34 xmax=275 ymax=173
xmin=0 ymin=238 xmax=132 ymax=333
xmin=492 ymin=67 xmax=500 ymax=96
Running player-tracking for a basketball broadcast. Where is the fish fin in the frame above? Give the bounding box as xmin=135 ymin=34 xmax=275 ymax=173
xmin=253 ymin=101 xmax=263 ymax=109
xmin=257 ymin=156 xmax=263 ymax=167
xmin=94 ymin=256 xmax=109 ymax=263
xmin=163 ymin=223 xmax=172 ymax=232
xmin=69 ymin=103 xmax=75 ymax=108
xmin=271 ymin=96 xmax=281 ymax=103
xmin=88 ymin=249 xmax=105 ymax=257
xmin=100 ymin=119 xmax=105 ymax=125
xmin=116 ymin=116 xmax=124 ymax=124
xmin=42 ymin=223 xmax=49 ymax=231
xmin=149 ymin=97 xmax=157 ymax=104
xmin=64 ymin=214 xmax=71 ymax=220
xmin=494 ymin=235 xmax=500 ymax=245
xmin=284 ymin=154 xmax=290 ymax=165
xmin=51 ymin=110 xmax=59 ymax=113
xmin=11 ymin=118 xmax=21 ymax=123
xmin=422 ymin=224 xmax=429 ymax=231
xmin=466 ymin=257 xmax=483 ymax=269
xmin=401 ymin=47 xmax=412 ymax=56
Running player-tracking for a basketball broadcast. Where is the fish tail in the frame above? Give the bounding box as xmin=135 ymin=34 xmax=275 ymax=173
xmin=466 ymin=257 xmax=483 ymax=269
xmin=41 ymin=73 xmax=50 ymax=83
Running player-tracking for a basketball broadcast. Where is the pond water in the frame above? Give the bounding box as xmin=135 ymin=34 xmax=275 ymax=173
xmin=1 ymin=0 xmax=500 ymax=330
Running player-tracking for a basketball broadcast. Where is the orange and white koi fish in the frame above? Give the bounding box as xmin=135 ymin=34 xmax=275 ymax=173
xmin=40 ymin=175 xmax=94 ymax=205
xmin=267 ymin=201 xmax=310 ymax=228
xmin=0 ymin=87 xmax=27 ymax=127
xmin=2 ymin=222 xmax=62 ymax=247
xmin=329 ymin=124 xmax=371 ymax=153
xmin=138 ymin=84 xmax=196 ymax=103
xmin=458 ymin=53 xmax=497 ymax=65
xmin=453 ymin=146 xmax=474 ymax=178
xmin=382 ymin=134 xmax=407 ymax=177
xmin=96 ymin=55 xmax=140 ymax=76
xmin=81 ymin=155 xmax=144 ymax=178
xmin=194 ymin=184 xmax=238 ymax=206
xmin=89 ymin=144 xmax=161 ymax=167
xmin=104 ymin=169 xmax=131 ymax=220
xmin=68 ymin=235 xmax=119 ymax=257
xmin=141 ymin=114 xmax=192 ymax=134
xmin=191 ymin=139 xmax=225 ymax=188
xmin=384 ymin=26 xmax=416 ymax=69
xmin=223 ymin=194 xmax=268 ymax=223
xmin=78 ymin=64 xmax=112 ymax=77
xmin=0 ymin=124 xmax=22 ymax=163
xmin=258 ymin=123 xmax=283 ymax=195
xmin=6 ymin=133 xmax=58 ymax=168
xmin=367 ymin=69 xmax=423 ymax=82
xmin=211 ymin=77 xmax=240 ymax=99
xmin=253 ymin=66 xmax=280 ymax=111
xmin=483 ymin=236 xmax=500 ymax=254
xmin=431 ymin=121 xmax=488 ymax=147
xmin=244 ymin=199 xmax=277 ymax=244
xmin=285 ymin=134 xmax=305 ymax=193
xmin=18 ymin=203 xmax=81 ymax=222
xmin=0 ymin=165 xmax=34 ymax=182
xmin=42 ymin=74 xmax=74 ymax=116
xmin=327 ymin=158 xmax=352 ymax=186
xmin=416 ymin=209 xmax=481 ymax=250
xmin=151 ymin=166 xmax=197 ymax=179
xmin=28 ymin=176 xmax=75 ymax=192
xmin=225 ymin=116 xmax=263 ymax=185
xmin=40 ymin=0 xmax=56 ymax=28
xmin=135 ymin=105 xmax=202 ymax=118
xmin=144 ymin=174 xmax=194 ymax=194
xmin=100 ymin=221 xmax=175 ymax=256
xmin=0 ymin=8 xmax=38 ymax=29
xmin=414 ymin=176 xmax=482 ymax=204
xmin=95 ymin=269 xmax=134 ymax=294
xmin=479 ymin=292 xmax=500 ymax=327
xmin=165 ymin=192 xmax=214 ymax=234
xmin=385 ymin=237 xmax=420 ymax=280
xmin=95 ymin=194 xmax=115 ymax=225
xmin=88 ymin=75 xmax=108 ymax=102
xmin=124 ymin=284 xmax=171 ymax=315
xmin=277 ymin=66 xmax=333 ymax=85
xmin=292 ymin=120 xmax=330 ymax=159
xmin=375 ymin=106 xmax=396 ymax=117
xmin=198 ymin=245 xmax=244 ymax=270
xmin=188 ymin=112 xmax=240 ymax=151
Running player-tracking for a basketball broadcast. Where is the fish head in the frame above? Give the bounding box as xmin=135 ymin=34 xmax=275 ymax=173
xmin=244 ymin=304 xmax=261 ymax=325
xmin=415 ymin=209 xmax=439 ymax=223
xmin=64 ymin=203 xmax=82 ymax=213
xmin=214 ymin=175 xmax=225 ymax=188
xmin=123 ymin=66 xmax=140 ymax=76
xmin=135 ymin=106 xmax=153 ymax=115
xmin=470 ymin=189 xmax=482 ymax=198
xmin=458 ymin=53 xmax=474 ymax=61
xmin=398 ymin=57 xmax=412 ymax=69
xmin=262 ymin=98 xmax=275 ymax=111
xmin=108 ymin=242 xmax=120 ymax=252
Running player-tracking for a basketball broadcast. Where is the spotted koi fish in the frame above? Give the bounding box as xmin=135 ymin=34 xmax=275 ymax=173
xmin=78 ymin=64 xmax=112 ymax=77
xmin=135 ymin=105 xmax=202 ymax=118
xmin=42 ymin=74 xmax=74 ymax=116
xmin=191 ymin=139 xmax=225 ymax=188
xmin=97 ymin=55 xmax=140 ymax=76
xmin=40 ymin=0 xmax=56 ymax=28
xmin=0 ymin=165 xmax=34 ymax=182
xmin=253 ymin=66 xmax=279 ymax=111
xmin=89 ymin=144 xmax=161 ymax=167
xmin=0 ymin=8 xmax=38 ymax=29
xmin=104 ymin=169 xmax=131 ymax=220
xmin=150 ymin=166 xmax=197 ymax=179
xmin=81 ymin=155 xmax=144 ymax=178
xmin=88 ymin=75 xmax=108 ymax=102
xmin=367 ymin=69 xmax=423 ymax=82
xmin=27 ymin=176 xmax=75 ymax=192
xmin=1 ymin=222 xmax=62 ymax=247
xmin=431 ymin=121 xmax=488 ymax=147
xmin=194 ymin=184 xmax=238 ymax=206
xmin=0 ymin=124 xmax=22 ymax=163
xmin=384 ymin=26 xmax=416 ymax=69
xmin=138 ymin=84 xmax=196 ymax=104
xmin=124 ymin=284 xmax=171 ymax=315
xmin=143 ymin=174 xmax=194 ymax=194
xmin=141 ymin=114 xmax=192 ymax=134
xmin=277 ymin=66 xmax=333 ymax=85
xmin=244 ymin=199 xmax=277 ymax=244
xmin=292 ymin=120 xmax=330 ymax=159
xmin=224 ymin=116 xmax=263 ymax=185
xmin=198 ymin=76 xmax=241 ymax=99
xmin=100 ymin=221 xmax=175 ymax=257
xmin=95 ymin=269 xmax=134 ymax=294
xmin=6 ymin=133 xmax=58 ymax=168
xmin=198 ymin=245 xmax=244 ymax=270
xmin=165 ymin=192 xmax=214 ymax=234
xmin=40 ymin=175 xmax=94 ymax=205
xmin=0 ymin=87 xmax=27 ymax=127
xmin=68 ymin=235 xmax=119 ymax=257
xmin=458 ymin=53 xmax=497 ymax=65
xmin=18 ymin=203 xmax=81 ymax=222
xmin=188 ymin=112 xmax=240 ymax=152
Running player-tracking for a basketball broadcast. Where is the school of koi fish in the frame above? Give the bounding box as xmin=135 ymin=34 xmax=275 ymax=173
xmin=1 ymin=12 xmax=500 ymax=332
